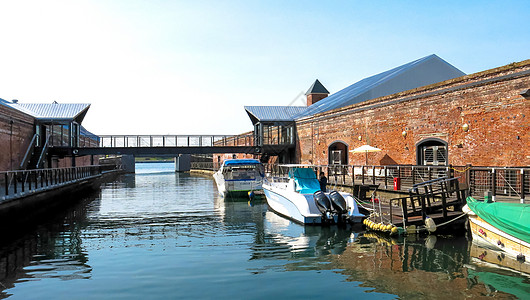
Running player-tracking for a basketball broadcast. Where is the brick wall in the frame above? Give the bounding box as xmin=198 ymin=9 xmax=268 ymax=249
xmin=0 ymin=103 xmax=100 ymax=170
xmin=296 ymin=60 xmax=530 ymax=167
xmin=0 ymin=104 xmax=35 ymax=171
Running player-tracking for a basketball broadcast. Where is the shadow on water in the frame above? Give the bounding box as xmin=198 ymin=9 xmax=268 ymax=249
xmin=0 ymin=190 xmax=101 ymax=299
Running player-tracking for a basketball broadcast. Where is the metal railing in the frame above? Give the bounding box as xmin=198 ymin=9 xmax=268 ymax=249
xmin=19 ymin=134 xmax=38 ymax=170
xmin=262 ymin=164 xmax=528 ymax=202
xmin=469 ymin=167 xmax=529 ymax=202
xmin=1 ymin=166 xmax=105 ymax=200
xmin=97 ymin=134 xmax=254 ymax=148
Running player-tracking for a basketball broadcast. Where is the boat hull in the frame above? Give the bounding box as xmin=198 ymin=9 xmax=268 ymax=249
xmin=464 ymin=205 xmax=530 ymax=261
xmin=263 ymin=183 xmax=364 ymax=225
xmin=263 ymin=186 xmax=322 ymax=224
xmin=213 ymin=171 xmax=263 ymax=198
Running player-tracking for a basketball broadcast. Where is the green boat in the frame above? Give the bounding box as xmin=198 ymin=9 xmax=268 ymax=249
xmin=463 ymin=196 xmax=530 ymax=263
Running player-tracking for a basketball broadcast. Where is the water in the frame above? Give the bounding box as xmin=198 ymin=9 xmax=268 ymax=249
xmin=0 ymin=162 xmax=528 ymax=299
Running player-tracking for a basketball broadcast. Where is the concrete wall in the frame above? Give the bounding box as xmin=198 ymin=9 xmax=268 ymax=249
xmin=0 ymin=104 xmax=35 ymax=171
xmin=296 ymin=60 xmax=530 ymax=167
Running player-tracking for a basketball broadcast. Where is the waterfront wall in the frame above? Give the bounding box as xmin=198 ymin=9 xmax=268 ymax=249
xmin=296 ymin=60 xmax=530 ymax=167
xmin=0 ymin=104 xmax=35 ymax=171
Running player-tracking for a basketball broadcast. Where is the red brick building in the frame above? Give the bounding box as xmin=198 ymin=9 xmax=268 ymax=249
xmin=0 ymin=99 xmax=99 ymax=171
xmin=243 ymin=55 xmax=530 ymax=168
xmin=297 ymin=60 xmax=530 ymax=167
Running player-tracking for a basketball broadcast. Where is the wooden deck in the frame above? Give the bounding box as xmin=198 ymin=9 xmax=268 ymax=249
xmin=362 ymin=177 xmax=468 ymax=232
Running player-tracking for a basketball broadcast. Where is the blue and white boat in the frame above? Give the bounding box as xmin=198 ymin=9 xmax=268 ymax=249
xmin=213 ymin=159 xmax=264 ymax=197
xmin=262 ymin=165 xmax=365 ymax=225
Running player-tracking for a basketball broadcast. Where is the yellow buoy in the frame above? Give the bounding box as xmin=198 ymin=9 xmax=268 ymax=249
xmin=391 ymin=226 xmax=398 ymax=235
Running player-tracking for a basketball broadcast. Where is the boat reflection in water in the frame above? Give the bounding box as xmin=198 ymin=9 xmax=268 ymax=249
xmin=250 ymin=210 xmax=358 ymax=261
xmin=466 ymin=243 xmax=530 ymax=299
xmin=239 ymin=203 xmax=530 ymax=299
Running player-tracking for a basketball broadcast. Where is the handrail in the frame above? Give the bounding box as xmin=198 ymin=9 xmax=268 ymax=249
xmin=36 ymin=135 xmax=51 ymax=169
xmin=19 ymin=134 xmax=38 ymax=170
xmin=1 ymin=165 xmax=104 ymax=199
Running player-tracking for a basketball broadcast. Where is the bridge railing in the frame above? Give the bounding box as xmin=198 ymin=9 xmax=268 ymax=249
xmin=97 ymin=134 xmax=254 ymax=148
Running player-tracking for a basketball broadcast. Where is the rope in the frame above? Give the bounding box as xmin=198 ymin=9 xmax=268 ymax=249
xmin=450 ymin=166 xmax=472 ymax=173
xmin=410 ymin=212 xmax=468 ymax=233
xmin=498 ymin=172 xmax=521 ymax=199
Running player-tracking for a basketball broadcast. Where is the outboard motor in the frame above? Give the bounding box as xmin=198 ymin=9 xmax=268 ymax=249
xmin=329 ymin=191 xmax=347 ymax=214
xmin=313 ymin=191 xmax=333 ymax=221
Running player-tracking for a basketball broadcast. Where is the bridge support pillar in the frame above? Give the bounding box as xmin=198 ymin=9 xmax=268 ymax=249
xmin=121 ymin=155 xmax=136 ymax=173
xmin=175 ymin=154 xmax=190 ymax=172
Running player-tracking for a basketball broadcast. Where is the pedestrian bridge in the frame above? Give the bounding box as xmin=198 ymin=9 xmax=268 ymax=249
xmin=50 ymin=134 xmax=293 ymax=157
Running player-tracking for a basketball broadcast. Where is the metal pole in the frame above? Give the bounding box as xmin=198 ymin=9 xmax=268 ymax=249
xmin=521 ymin=169 xmax=525 ymax=204
xmin=491 ymin=168 xmax=497 ymax=202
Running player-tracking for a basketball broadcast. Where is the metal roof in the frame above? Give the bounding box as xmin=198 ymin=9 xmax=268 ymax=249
xmin=244 ymin=106 xmax=307 ymax=124
xmin=10 ymin=102 xmax=91 ymax=123
xmin=80 ymin=125 xmax=100 ymax=140
xmin=223 ymin=159 xmax=261 ymax=166
xmin=305 ymin=79 xmax=329 ymax=95
xmin=293 ymin=54 xmax=465 ymax=119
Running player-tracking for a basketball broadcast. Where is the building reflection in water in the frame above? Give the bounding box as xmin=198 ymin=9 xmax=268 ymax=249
xmin=244 ymin=207 xmax=529 ymax=299
xmin=0 ymin=192 xmax=98 ymax=297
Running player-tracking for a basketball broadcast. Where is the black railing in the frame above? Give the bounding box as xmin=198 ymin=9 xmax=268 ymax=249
xmin=1 ymin=166 xmax=105 ymax=200
xmin=261 ymin=164 xmax=528 ymax=202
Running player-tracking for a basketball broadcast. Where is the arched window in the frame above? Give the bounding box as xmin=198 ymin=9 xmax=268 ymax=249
xmin=416 ymin=138 xmax=448 ymax=166
xmin=328 ymin=141 xmax=348 ymax=165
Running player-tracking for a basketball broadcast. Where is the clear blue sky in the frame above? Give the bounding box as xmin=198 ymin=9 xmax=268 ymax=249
xmin=1 ymin=1 xmax=528 ymax=135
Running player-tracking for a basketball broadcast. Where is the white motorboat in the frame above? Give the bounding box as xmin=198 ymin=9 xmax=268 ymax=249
xmin=262 ymin=165 xmax=365 ymax=225
xmin=213 ymin=159 xmax=264 ymax=197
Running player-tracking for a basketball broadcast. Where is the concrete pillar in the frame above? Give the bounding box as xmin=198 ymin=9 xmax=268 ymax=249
xmin=121 ymin=155 xmax=135 ymax=173
xmin=175 ymin=154 xmax=191 ymax=172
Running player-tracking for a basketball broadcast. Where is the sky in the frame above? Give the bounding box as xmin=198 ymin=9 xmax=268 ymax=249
xmin=1 ymin=0 xmax=529 ymax=136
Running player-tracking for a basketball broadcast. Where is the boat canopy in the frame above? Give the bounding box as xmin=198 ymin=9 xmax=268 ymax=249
xmin=223 ymin=159 xmax=261 ymax=166
xmin=466 ymin=197 xmax=530 ymax=244
xmin=288 ymin=168 xmax=321 ymax=194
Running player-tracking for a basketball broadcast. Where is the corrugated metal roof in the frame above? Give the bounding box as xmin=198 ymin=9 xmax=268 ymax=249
xmin=293 ymin=54 xmax=465 ymax=119
xmin=14 ymin=102 xmax=90 ymax=119
xmin=245 ymin=106 xmax=307 ymax=124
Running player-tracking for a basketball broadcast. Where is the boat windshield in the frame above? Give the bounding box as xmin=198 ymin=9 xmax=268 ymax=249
xmin=223 ymin=164 xmax=264 ymax=180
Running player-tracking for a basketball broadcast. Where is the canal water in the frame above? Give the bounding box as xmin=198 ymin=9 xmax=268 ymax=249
xmin=0 ymin=162 xmax=528 ymax=299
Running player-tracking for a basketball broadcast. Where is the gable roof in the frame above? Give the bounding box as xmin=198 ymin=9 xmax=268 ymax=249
xmin=9 ymin=102 xmax=91 ymax=123
xmin=244 ymin=105 xmax=307 ymax=125
xmin=293 ymin=54 xmax=465 ymax=119
xmin=305 ymin=79 xmax=329 ymax=95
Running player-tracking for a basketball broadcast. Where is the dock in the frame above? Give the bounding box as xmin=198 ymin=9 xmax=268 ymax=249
xmin=361 ymin=177 xmax=469 ymax=233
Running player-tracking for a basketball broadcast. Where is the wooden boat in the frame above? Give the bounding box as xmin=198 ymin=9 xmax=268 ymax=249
xmin=463 ymin=196 xmax=529 ymax=263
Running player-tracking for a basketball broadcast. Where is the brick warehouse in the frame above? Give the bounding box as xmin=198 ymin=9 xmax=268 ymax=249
xmin=234 ymin=56 xmax=530 ymax=168
xmin=296 ymin=60 xmax=530 ymax=167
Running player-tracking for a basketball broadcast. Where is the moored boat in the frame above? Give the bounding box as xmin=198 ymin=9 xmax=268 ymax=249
xmin=213 ymin=159 xmax=264 ymax=198
xmin=463 ymin=196 xmax=530 ymax=263
xmin=262 ymin=165 xmax=365 ymax=225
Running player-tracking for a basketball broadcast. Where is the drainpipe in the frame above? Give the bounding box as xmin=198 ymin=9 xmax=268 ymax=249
xmin=9 ymin=119 xmax=13 ymax=170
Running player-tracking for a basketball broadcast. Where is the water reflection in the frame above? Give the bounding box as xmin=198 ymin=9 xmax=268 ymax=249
xmin=0 ymin=195 xmax=95 ymax=298
xmin=0 ymin=170 xmax=528 ymax=299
